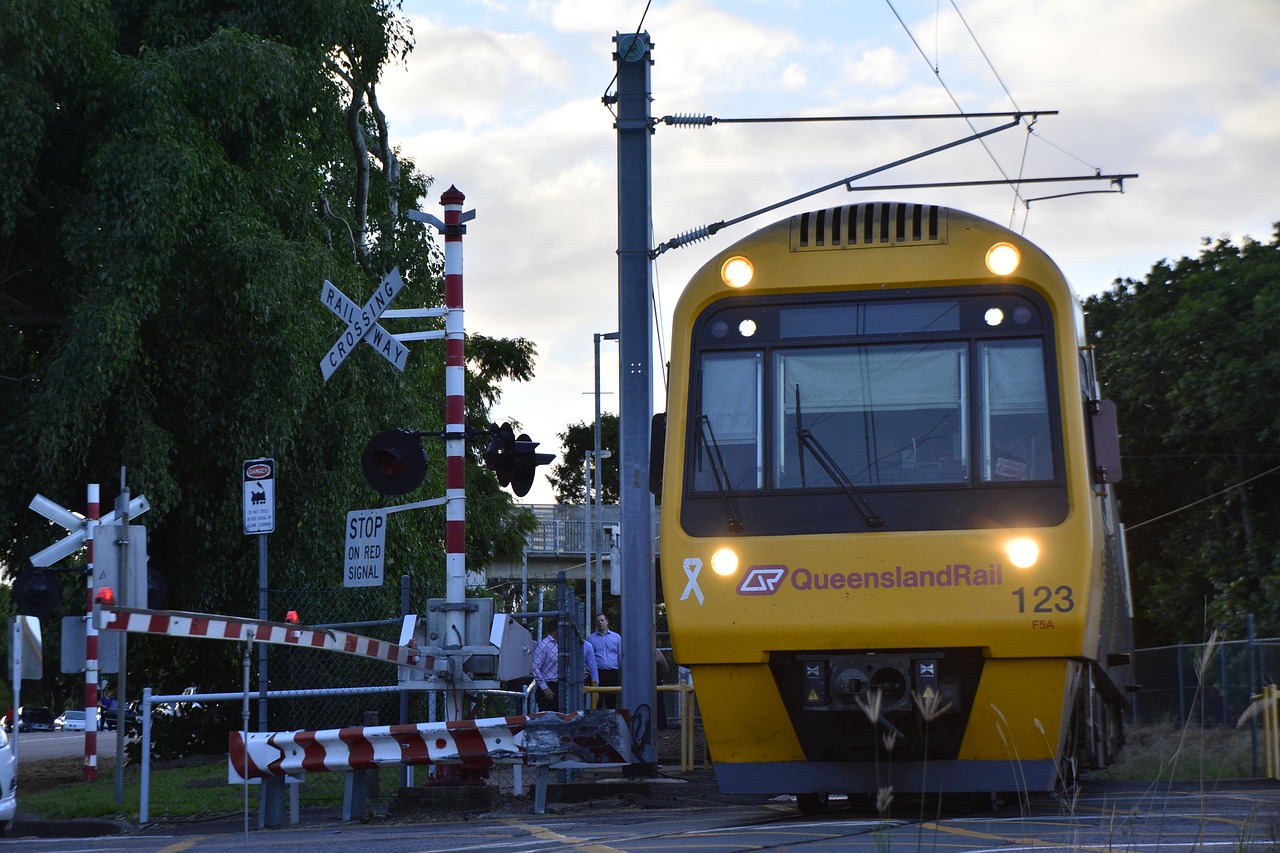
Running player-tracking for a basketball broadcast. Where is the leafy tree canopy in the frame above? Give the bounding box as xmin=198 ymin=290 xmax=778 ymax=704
xmin=1085 ymin=225 xmax=1280 ymax=644
xmin=0 ymin=0 xmax=536 ymax=702
xmin=549 ymin=414 xmax=619 ymax=504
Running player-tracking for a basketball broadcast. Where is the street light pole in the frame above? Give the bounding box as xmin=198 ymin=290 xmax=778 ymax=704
xmin=594 ymin=331 xmax=618 ymax=610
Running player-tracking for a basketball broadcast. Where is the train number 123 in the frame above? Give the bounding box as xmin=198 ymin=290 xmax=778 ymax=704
xmin=1012 ymin=585 xmax=1074 ymax=613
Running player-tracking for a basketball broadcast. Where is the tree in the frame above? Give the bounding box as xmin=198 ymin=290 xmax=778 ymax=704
xmin=0 ymin=0 xmax=536 ymax=699
xmin=1084 ymin=225 xmax=1280 ymax=644
xmin=548 ymin=414 xmax=620 ymax=504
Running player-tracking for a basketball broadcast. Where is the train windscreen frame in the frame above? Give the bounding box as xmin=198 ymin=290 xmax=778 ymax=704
xmin=683 ymin=286 xmax=1067 ymax=536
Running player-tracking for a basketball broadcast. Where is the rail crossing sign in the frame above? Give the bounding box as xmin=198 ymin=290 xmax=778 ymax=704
xmin=344 ymin=508 xmax=386 ymax=587
xmin=320 ymin=267 xmax=409 ymax=381
xmin=28 ymin=493 xmax=151 ymax=567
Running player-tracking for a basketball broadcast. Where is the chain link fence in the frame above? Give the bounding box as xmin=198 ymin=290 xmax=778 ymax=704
xmin=1130 ymin=637 xmax=1280 ymax=727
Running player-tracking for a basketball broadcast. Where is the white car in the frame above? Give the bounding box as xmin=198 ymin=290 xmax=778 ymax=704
xmin=55 ymin=710 xmax=88 ymax=731
xmin=0 ymin=726 xmax=15 ymax=825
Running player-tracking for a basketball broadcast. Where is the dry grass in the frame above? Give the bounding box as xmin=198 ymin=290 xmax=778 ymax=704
xmin=1091 ymin=721 xmax=1256 ymax=782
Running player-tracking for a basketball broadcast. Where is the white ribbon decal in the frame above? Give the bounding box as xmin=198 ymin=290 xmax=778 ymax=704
xmin=681 ymin=558 xmax=704 ymax=606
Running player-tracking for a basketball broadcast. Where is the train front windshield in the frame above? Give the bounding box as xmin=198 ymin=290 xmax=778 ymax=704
xmin=685 ymin=288 xmax=1064 ymax=534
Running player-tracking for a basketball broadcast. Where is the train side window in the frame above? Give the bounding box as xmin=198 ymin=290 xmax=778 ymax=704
xmin=693 ymin=352 xmax=763 ymax=491
xmin=979 ymin=340 xmax=1054 ymax=481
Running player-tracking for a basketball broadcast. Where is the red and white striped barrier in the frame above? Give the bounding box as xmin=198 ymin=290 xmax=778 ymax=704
xmin=227 ymin=710 xmax=634 ymax=781
xmin=96 ymin=604 xmax=431 ymax=671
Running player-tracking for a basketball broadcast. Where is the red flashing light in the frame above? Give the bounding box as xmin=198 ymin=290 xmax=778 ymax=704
xmin=285 ymin=610 xmax=299 ymax=624
xmin=96 ymin=587 xmax=115 ymax=605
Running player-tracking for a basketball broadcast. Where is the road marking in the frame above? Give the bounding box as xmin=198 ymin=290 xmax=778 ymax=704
xmin=505 ymin=820 xmax=625 ymax=853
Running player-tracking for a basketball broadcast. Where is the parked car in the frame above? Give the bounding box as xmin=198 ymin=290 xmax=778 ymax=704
xmin=16 ymin=706 xmax=55 ymax=733
xmin=0 ymin=726 xmax=15 ymax=826
xmin=55 ymin=709 xmax=88 ymax=731
xmin=98 ymin=705 xmax=142 ymax=731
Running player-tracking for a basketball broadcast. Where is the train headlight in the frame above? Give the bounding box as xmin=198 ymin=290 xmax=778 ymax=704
xmin=1006 ymin=537 xmax=1039 ymax=569
xmin=721 ymin=256 xmax=754 ymax=288
xmin=710 ymin=548 xmax=739 ymax=576
xmin=985 ymin=242 xmax=1021 ymax=276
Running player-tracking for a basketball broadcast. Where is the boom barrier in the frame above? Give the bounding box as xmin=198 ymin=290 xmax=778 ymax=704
xmin=228 ymin=710 xmax=634 ymax=780
xmin=95 ymin=603 xmax=431 ymax=671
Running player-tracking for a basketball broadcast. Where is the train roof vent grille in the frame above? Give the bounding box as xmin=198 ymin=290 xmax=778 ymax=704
xmin=791 ymin=203 xmax=947 ymax=251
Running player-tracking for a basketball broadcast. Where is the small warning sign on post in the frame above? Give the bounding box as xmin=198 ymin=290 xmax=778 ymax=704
xmin=243 ymin=458 xmax=276 ymax=535
xmin=344 ymin=508 xmax=386 ymax=587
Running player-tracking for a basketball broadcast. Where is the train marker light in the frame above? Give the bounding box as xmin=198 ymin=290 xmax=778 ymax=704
xmin=984 ymin=307 xmax=1005 ymax=326
xmin=721 ymin=256 xmax=754 ymax=288
xmin=985 ymin=242 xmax=1021 ymax=276
xmin=710 ymin=547 xmax=739 ymax=576
xmin=1007 ymin=537 xmax=1039 ymax=569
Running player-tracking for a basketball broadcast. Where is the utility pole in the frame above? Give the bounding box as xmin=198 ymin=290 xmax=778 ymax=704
xmin=614 ymin=30 xmax=657 ymax=769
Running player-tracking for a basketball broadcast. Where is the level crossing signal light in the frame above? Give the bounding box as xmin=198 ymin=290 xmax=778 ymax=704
xmin=13 ymin=568 xmax=61 ymax=618
xmin=362 ymin=429 xmax=428 ymax=495
xmin=484 ymin=422 xmax=555 ymax=498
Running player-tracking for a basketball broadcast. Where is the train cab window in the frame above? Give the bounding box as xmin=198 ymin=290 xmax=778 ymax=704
xmin=693 ymin=351 xmax=763 ymax=491
xmin=774 ymin=344 xmax=969 ymax=487
xmin=979 ymin=340 xmax=1053 ymax=481
xmin=683 ymin=287 xmax=1064 ymax=534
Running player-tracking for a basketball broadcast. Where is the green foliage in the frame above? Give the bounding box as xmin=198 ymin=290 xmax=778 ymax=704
xmin=548 ymin=413 xmax=620 ymax=504
xmin=1085 ymin=225 xmax=1280 ymax=644
xmin=1 ymin=0 xmax=537 ymax=702
xmin=128 ymin=704 xmax=238 ymax=762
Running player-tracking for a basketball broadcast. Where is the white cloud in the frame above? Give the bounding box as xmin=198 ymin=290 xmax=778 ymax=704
xmin=385 ymin=0 xmax=1280 ymax=502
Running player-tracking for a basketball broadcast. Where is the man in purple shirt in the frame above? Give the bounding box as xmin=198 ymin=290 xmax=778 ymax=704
xmin=532 ymin=618 xmax=559 ymax=711
xmin=587 ymin=612 xmax=622 ymax=709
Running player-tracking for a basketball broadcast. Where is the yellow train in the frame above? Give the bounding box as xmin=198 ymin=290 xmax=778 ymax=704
xmin=654 ymin=202 xmax=1132 ymax=811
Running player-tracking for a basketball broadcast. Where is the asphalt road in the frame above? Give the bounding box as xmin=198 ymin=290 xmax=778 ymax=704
xmin=6 ymin=767 xmax=1280 ymax=851
xmin=8 ymin=728 xmax=124 ymax=764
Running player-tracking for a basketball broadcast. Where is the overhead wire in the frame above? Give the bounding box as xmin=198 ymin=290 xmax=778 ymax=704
xmin=884 ymin=0 xmax=1027 ymax=212
xmin=600 ymin=0 xmax=653 ymax=120
xmin=1126 ymin=463 xmax=1280 ymax=533
xmin=945 ymin=0 xmax=1119 ymax=226
xmin=651 ymin=221 xmax=669 ymax=394
xmin=599 ymin=1 xmax=669 ymax=396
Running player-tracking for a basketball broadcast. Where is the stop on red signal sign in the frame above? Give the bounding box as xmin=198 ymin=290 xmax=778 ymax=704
xmin=344 ymin=509 xmax=386 ymax=588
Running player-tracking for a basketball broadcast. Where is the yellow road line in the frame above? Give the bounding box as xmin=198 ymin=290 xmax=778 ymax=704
xmin=153 ymin=839 xmax=207 ymax=853
xmin=505 ymin=819 xmax=626 ymax=853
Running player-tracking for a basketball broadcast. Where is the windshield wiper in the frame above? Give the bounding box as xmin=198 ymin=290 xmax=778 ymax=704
xmin=795 ymin=386 xmax=885 ymax=529
xmin=697 ymin=414 xmax=745 ymax=533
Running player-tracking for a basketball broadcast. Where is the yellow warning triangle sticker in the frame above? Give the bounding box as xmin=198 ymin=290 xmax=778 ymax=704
xmin=922 ymin=685 xmax=935 ymax=700
xmin=807 ymin=689 xmax=820 ymax=702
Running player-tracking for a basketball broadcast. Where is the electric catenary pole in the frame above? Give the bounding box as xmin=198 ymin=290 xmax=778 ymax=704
xmin=613 ymin=31 xmax=658 ymax=768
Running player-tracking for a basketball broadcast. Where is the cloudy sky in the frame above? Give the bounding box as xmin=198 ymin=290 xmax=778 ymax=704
xmin=380 ymin=0 xmax=1280 ymax=504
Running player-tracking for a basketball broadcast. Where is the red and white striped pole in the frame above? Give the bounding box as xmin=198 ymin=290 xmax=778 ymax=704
xmin=441 ymin=186 xmax=467 ymax=722
xmin=84 ymin=483 xmax=100 ymax=782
